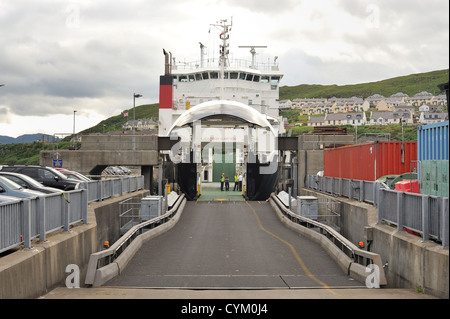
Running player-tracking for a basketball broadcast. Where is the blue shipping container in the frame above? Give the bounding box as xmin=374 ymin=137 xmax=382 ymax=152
xmin=417 ymin=121 xmax=449 ymax=161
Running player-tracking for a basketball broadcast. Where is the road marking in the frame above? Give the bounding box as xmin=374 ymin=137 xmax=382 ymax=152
xmin=245 ymin=201 xmax=348 ymax=299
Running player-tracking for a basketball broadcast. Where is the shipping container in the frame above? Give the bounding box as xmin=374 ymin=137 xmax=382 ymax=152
xmin=417 ymin=121 xmax=449 ymax=161
xmin=324 ymin=141 xmax=417 ymax=181
xmin=419 ymin=159 xmax=449 ymax=197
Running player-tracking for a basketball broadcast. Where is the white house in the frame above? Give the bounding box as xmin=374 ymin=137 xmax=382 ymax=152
xmin=419 ymin=112 xmax=448 ymax=125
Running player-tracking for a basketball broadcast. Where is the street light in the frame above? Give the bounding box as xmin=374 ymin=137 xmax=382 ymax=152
xmin=73 ymin=110 xmax=77 ymax=136
xmin=133 ymin=93 xmax=142 ymax=150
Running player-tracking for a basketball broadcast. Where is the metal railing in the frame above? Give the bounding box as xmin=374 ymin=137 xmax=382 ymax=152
xmin=378 ymin=189 xmax=449 ymax=246
xmin=0 ymin=176 xmax=145 ymax=254
xmin=270 ymin=193 xmax=387 ymax=286
xmin=306 ymin=175 xmax=381 ymax=205
xmin=306 ymin=175 xmax=449 ymax=247
xmin=85 ymin=193 xmax=186 ymax=286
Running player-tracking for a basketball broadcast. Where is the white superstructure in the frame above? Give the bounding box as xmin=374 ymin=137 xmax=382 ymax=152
xmin=158 ymin=19 xmax=285 ymax=137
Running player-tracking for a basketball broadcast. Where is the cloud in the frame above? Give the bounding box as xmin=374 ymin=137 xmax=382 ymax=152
xmin=0 ymin=0 xmax=448 ymax=137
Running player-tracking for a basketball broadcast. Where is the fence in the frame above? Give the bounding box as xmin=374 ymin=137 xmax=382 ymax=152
xmin=0 ymin=176 xmax=144 ymax=254
xmin=306 ymin=175 xmax=449 ymax=247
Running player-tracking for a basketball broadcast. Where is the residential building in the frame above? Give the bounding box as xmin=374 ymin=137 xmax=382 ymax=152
xmin=369 ymin=111 xmax=413 ymax=125
xmin=418 ymin=112 xmax=449 ymax=125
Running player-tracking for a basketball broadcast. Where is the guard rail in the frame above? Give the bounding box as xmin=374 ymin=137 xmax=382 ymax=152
xmin=85 ymin=193 xmax=186 ymax=286
xmin=269 ymin=193 xmax=387 ymax=286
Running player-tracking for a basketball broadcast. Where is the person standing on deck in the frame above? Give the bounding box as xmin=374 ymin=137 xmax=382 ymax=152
xmin=220 ymin=173 xmax=225 ymax=191
xmin=238 ymin=173 xmax=243 ymax=191
xmin=225 ymin=174 xmax=230 ymax=191
xmin=234 ymin=173 xmax=239 ymax=191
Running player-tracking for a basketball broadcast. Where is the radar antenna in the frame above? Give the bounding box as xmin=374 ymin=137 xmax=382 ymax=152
xmin=238 ymin=46 xmax=267 ymax=69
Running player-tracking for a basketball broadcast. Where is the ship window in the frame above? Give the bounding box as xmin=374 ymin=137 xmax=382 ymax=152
xmin=239 ymin=73 xmax=246 ymax=80
xmin=230 ymin=72 xmax=239 ymax=79
xmin=253 ymin=75 xmax=260 ymax=82
xmin=188 ymin=75 xmax=195 ymax=82
xmin=271 ymin=85 xmax=277 ymax=90
xmin=271 ymin=76 xmax=280 ymax=83
xmin=210 ymin=72 xmax=219 ymax=79
xmin=246 ymin=74 xmax=253 ymax=81
xmin=261 ymin=76 xmax=269 ymax=83
xmin=195 ymin=73 xmax=202 ymax=81
xmin=172 ymin=76 xmax=178 ymax=83
xmin=224 ymin=72 xmax=229 ymax=79
xmin=202 ymin=72 xmax=209 ymax=79
xmin=179 ymin=75 xmax=188 ymax=82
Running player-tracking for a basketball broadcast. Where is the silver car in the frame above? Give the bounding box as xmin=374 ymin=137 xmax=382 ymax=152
xmin=0 ymin=176 xmax=44 ymax=198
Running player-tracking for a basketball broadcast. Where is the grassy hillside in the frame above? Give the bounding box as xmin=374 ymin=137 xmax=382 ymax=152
xmin=280 ymin=69 xmax=449 ymax=100
xmin=79 ymin=103 xmax=159 ymax=135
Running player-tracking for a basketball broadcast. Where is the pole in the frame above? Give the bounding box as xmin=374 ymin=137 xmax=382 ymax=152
xmin=133 ymin=94 xmax=136 ymax=151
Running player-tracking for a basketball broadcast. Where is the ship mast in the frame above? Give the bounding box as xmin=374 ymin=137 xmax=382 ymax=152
xmin=210 ymin=18 xmax=232 ymax=99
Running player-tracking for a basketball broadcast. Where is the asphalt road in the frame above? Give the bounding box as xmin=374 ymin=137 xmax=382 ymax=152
xmin=105 ymin=201 xmax=363 ymax=292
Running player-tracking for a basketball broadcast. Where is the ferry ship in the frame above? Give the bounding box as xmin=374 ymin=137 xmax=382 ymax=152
xmin=158 ymin=19 xmax=285 ymax=200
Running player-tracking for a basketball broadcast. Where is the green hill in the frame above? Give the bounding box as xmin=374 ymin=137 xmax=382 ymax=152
xmin=280 ymin=69 xmax=449 ymax=100
xmin=79 ymin=103 xmax=159 ymax=135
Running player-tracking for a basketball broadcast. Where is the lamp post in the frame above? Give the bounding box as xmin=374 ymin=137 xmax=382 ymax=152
xmin=73 ymin=110 xmax=77 ymax=149
xmin=133 ymin=93 xmax=142 ymax=150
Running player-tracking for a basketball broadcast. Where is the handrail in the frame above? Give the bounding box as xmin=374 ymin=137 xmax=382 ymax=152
xmin=85 ymin=193 xmax=186 ymax=285
xmin=270 ymin=193 xmax=387 ymax=286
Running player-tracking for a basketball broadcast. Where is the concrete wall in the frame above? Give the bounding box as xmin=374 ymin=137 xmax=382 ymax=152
xmin=301 ymin=188 xmax=449 ymax=299
xmin=0 ymin=190 xmax=149 ymax=299
xmin=297 ymin=150 xmax=324 ymax=192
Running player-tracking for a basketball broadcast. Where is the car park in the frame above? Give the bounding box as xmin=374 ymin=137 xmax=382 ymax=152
xmin=0 ymin=172 xmax=63 ymax=194
xmin=0 ymin=176 xmax=45 ymax=198
xmin=0 ymin=165 xmax=80 ymax=191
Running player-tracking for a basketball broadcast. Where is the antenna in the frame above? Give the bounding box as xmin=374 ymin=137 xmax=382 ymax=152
xmin=238 ymin=46 xmax=267 ymax=69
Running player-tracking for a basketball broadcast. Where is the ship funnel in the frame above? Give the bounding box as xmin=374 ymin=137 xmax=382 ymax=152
xmin=163 ymin=49 xmax=171 ymax=75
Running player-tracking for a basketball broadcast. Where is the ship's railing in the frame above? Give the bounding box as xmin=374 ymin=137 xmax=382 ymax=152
xmin=0 ymin=176 xmax=144 ymax=254
xmin=306 ymin=175 xmax=449 ymax=247
xmin=172 ymin=58 xmax=280 ymax=72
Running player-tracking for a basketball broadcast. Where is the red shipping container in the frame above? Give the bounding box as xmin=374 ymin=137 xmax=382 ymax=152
xmin=324 ymin=141 xmax=417 ymax=181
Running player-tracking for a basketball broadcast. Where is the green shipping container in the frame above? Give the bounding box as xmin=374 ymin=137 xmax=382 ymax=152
xmin=420 ymin=160 xmax=449 ymax=197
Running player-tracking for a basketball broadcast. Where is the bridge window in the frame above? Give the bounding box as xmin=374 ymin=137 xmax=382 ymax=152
xmin=253 ymin=75 xmax=260 ymax=82
xmin=202 ymin=72 xmax=209 ymax=80
xmin=261 ymin=76 xmax=269 ymax=83
xmin=230 ymin=72 xmax=239 ymax=79
xmin=271 ymin=76 xmax=280 ymax=83
xmin=188 ymin=75 xmax=195 ymax=82
xmin=179 ymin=75 xmax=188 ymax=82
xmin=239 ymin=72 xmax=246 ymax=80
xmin=210 ymin=72 xmax=219 ymax=79
xmin=195 ymin=73 xmax=202 ymax=81
xmin=245 ymin=74 xmax=253 ymax=81
xmin=172 ymin=76 xmax=178 ymax=83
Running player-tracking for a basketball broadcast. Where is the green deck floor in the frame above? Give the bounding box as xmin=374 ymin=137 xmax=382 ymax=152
xmin=197 ymin=182 xmax=245 ymax=201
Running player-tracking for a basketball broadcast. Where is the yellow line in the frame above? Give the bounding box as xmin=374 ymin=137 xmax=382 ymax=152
xmin=245 ymin=201 xmax=348 ymax=299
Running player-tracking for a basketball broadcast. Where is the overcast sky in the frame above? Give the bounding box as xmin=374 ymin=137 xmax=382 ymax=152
xmin=0 ymin=0 xmax=449 ymax=138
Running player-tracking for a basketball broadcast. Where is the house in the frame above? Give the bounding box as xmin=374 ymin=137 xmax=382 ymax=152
xmin=122 ymin=118 xmax=158 ymax=131
xmin=279 ymin=99 xmax=292 ymax=110
xmin=324 ymin=112 xmax=366 ymax=126
xmin=419 ymin=112 xmax=449 ymax=125
xmin=308 ymin=115 xmax=326 ymax=127
xmin=407 ymin=91 xmax=433 ymax=107
xmin=369 ymin=111 xmax=413 ymax=125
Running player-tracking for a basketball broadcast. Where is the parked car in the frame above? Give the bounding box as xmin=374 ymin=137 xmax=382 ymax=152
xmin=0 ymin=172 xmax=63 ymax=194
xmin=0 ymin=176 xmax=45 ymax=198
xmin=60 ymin=170 xmax=91 ymax=182
xmin=0 ymin=195 xmax=21 ymax=203
xmin=0 ymin=165 xmax=80 ymax=191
